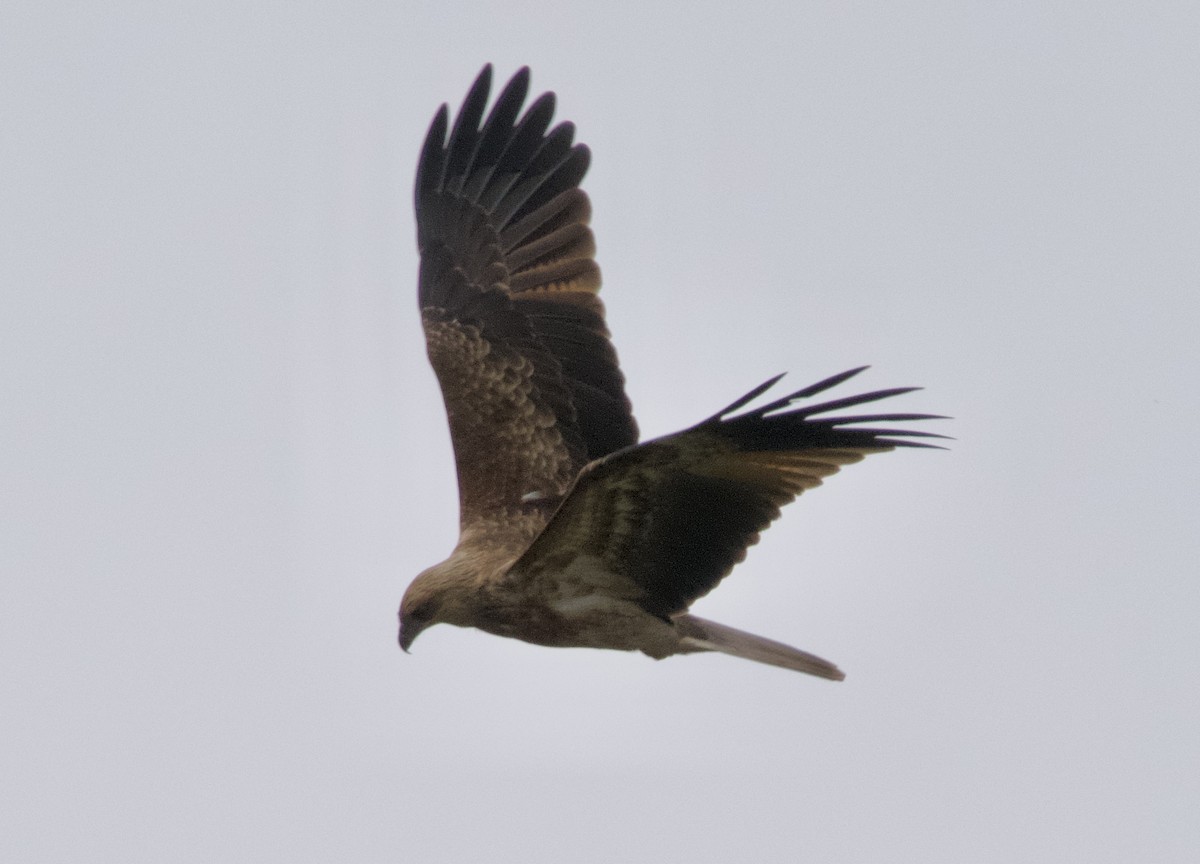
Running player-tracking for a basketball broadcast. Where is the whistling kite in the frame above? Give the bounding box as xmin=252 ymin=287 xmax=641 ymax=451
xmin=399 ymin=66 xmax=944 ymax=678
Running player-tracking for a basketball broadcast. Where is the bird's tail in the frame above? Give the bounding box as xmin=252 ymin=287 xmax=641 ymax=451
xmin=673 ymin=614 xmax=845 ymax=680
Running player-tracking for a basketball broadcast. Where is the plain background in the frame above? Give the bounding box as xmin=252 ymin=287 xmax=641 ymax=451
xmin=3 ymin=2 xmax=1198 ymax=861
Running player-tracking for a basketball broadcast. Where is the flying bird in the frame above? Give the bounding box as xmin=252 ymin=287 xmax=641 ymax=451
xmin=399 ymin=66 xmax=944 ymax=679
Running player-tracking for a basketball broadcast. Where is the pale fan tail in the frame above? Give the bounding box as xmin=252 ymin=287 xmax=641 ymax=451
xmin=673 ymin=614 xmax=845 ymax=681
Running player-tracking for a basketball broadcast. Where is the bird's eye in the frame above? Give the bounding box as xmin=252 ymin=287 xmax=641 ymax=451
xmin=408 ymin=602 xmax=435 ymax=623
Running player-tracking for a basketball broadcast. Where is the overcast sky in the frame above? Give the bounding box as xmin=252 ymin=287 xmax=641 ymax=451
xmin=3 ymin=2 xmax=1198 ymax=862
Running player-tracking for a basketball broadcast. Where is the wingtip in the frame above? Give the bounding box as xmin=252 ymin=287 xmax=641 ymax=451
xmin=472 ymin=63 xmax=494 ymax=91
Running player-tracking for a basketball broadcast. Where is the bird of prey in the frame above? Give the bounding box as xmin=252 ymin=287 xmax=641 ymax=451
xmin=399 ymin=65 xmax=943 ymax=679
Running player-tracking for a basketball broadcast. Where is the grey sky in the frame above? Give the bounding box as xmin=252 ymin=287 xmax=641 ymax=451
xmin=3 ymin=2 xmax=1198 ymax=861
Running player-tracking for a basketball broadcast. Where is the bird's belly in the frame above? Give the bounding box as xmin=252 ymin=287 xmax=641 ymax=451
xmin=548 ymin=595 xmax=674 ymax=654
xmin=470 ymin=593 xmax=663 ymax=653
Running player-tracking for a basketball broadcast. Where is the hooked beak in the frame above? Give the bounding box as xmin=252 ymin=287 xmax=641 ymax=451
xmin=398 ymin=614 xmax=423 ymax=653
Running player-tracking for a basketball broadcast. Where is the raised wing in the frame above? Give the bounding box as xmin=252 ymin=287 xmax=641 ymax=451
xmin=508 ymin=368 xmax=946 ymax=616
xmin=416 ymin=65 xmax=638 ymax=542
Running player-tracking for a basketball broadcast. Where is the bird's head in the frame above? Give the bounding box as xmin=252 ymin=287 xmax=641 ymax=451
xmin=398 ymin=557 xmax=479 ymax=652
xmin=397 ymin=573 xmax=445 ymax=653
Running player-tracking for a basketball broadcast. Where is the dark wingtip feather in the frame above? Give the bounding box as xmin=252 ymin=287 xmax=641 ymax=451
xmin=873 ymin=436 xmax=952 ymax=449
xmin=750 ymin=366 xmax=871 ymax=416
xmin=442 ymin=65 xmax=496 ymax=193
xmin=520 ymin=91 xmax=557 ymax=133
xmin=793 ymin=365 xmax=870 ymax=399
xmin=415 ymin=105 xmax=450 ymax=210
xmin=705 ymin=368 xmax=946 ymax=452
xmin=795 ymin=386 xmax=924 ymax=418
xmin=817 ymin=412 xmax=951 ymax=425
xmin=481 ymin=66 xmax=531 ymax=140
xmin=706 ymin=373 xmax=787 ymax=423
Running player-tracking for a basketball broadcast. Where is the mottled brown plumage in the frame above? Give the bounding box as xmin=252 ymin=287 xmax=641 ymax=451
xmin=399 ymin=66 xmax=945 ymax=678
